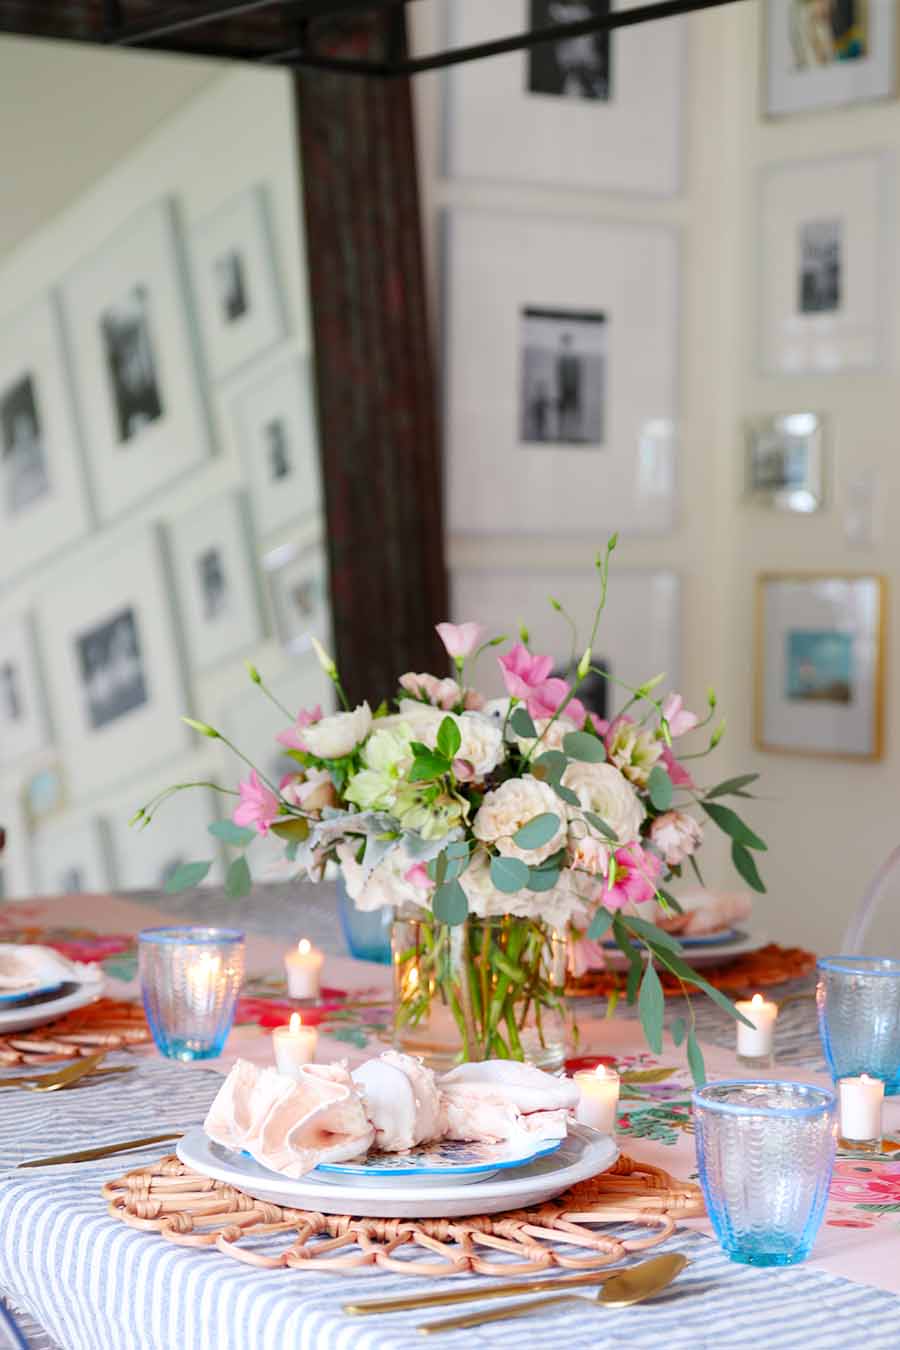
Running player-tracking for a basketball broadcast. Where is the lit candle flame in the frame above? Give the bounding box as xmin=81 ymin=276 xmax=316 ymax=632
xmin=595 ymin=1064 xmax=608 ymax=1079
xmin=289 ymin=1012 xmax=303 ymax=1034
xmin=298 ymin=939 xmax=311 ymax=957
xmin=751 ymin=993 xmax=764 ymax=1008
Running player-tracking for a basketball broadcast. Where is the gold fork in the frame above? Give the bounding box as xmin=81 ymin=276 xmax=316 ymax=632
xmin=0 ymin=1052 xmax=109 ymax=1092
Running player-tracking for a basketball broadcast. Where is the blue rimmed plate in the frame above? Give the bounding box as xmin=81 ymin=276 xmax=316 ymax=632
xmin=679 ymin=928 xmax=744 ymax=948
xmin=0 ymin=979 xmax=65 ymax=1007
xmin=312 ymin=1136 xmax=563 ymax=1187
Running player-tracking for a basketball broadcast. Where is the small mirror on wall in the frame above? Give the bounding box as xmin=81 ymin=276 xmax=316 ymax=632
xmin=744 ymin=412 xmax=826 ymax=514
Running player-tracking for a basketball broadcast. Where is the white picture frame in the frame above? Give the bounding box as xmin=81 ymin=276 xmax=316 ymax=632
xmin=0 ymin=611 xmax=51 ymax=768
xmin=110 ymin=782 xmax=223 ymax=891
xmin=31 ymin=817 xmax=112 ymax=896
xmin=756 ymin=572 xmax=885 ymax=760
xmin=0 ymin=296 xmax=93 ymax=581
xmin=168 ymin=490 xmax=264 ymax=673
xmin=744 ymin=412 xmax=827 ymax=514
xmin=0 ymin=789 xmax=33 ymax=900
xmin=189 ymin=185 xmax=285 ymax=380
xmin=232 ymin=355 xmax=321 ymax=538
xmin=444 ymin=0 xmax=684 ymax=195
xmin=38 ymin=526 xmax=191 ymax=800
xmin=263 ymin=535 xmax=330 ymax=655
xmin=451 ymin=567 xmax=680 ymax=711
xmin=758 ymin=154 xmax=889 ymax=375
xmin=444 ymin=209 xmax=678 ymax=537
xmin=765 ymin=0 xmax=895 ymax=118
xmin=59 ymin=198 xmax=211 ymax=522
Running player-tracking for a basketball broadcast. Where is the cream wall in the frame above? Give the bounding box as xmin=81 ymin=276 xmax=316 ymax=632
xmin=410 ymin=1 xmax=900 ymax=955
xmin=0 ymin=52 xmax=329 ymax=894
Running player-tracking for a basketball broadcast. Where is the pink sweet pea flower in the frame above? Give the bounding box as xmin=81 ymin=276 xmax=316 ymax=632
xmin=661 ymin=693 xmax=700 ymax=738
xmin=403 ymin=862 xmax=434 ymax=891
xmin=498 ymin=644 xmax=585 ymax=725
xmin=276 ymin=705 xmax=323 ymax=753
xmin=232 ymin=771 xmax=280 ymax=836
xmin=436 ymin=622 xmax=485 ymax=661
xmin=601 ymin=845 xmax=663 ymax=910
xmin=660 ymin=744 xmax=695 ymax=790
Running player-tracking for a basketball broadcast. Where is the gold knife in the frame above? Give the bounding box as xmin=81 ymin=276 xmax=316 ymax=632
xmin=343 ymin=1264 xmax=639 ymax=1315
xmin=0 ymin=1064 xmax=129 ymax=1088
xmin=17 ymin=1132 xmax=183 ymax=1168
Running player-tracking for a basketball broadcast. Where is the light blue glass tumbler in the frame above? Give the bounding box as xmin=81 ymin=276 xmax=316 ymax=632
xmin=817 ymin=957 xmax=900 ymax=1095
xmin=693 ymin=1080 xmax=837 ymax=1267
xmin=139 ymin=927 xmax=245 ymax=1061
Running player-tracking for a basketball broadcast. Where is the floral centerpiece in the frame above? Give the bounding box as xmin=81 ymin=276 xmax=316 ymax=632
xmin=138 ymin=537 xmax=764 ymax=1080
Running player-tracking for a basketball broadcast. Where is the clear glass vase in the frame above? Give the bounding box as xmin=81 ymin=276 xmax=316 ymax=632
xmin=391 ymin=907 xmax=568 ymax=1071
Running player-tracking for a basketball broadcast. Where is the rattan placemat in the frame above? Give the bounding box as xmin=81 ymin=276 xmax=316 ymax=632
xmin=567 ymin=943 xmax=816 ymax=999
xmin=103 ymin=1152 xmax=703 ymax=1276
xmin=0 ymin=998 xmax=151 ymax=1065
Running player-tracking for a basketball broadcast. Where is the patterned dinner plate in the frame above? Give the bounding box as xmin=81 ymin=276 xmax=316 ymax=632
xmin=0 ymin=980 xmax=65 ymax=1006
xmin=312 ymin=1135 xmax=562 ymax=1186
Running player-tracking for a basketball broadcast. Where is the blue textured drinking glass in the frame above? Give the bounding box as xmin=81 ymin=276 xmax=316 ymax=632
xmin=139 ymin=927 xmax=245 ymax=1061
xmin=336 ymin=875 xmax=392 ymax=964
xmin=817 ymin=957 xmax=900 ymax=1095
xmin=693 ymin=1080 xmax=837 ymax=1267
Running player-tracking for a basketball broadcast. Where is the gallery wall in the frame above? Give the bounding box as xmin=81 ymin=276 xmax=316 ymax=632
xmin=410 ymin=0 xmax=899 ymax=954
xmin=0 ymin=51 xmax=331 ymax=898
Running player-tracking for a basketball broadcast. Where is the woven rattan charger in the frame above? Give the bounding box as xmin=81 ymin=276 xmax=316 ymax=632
xmin=0 ymin=998 xmax=151 ymax=1066
xmin=104 ymin=1152 xmax=703 ymax=1278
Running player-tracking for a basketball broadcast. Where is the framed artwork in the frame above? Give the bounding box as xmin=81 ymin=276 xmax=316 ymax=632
xmin=263 ymin=536 xmax=330 ymax=655
xmin=765 ymin=0 xmax=895 ymax=117
xmin=189 ymin=185 xmax=285 ymax=380
xmin=0 ymin=611 xmax=51 ymax=768
xmin=0 ymin=790 xmax=32 ymax=900
xmin=444 ymin=210 xmax=678 ymax=536
xmin=31 ymin=817 xmax=112 ymax=896
xmin=451 ymin=567 xmax=680 ymax=705
xmin=444 ymin=0 xmax=684 ymax=195
xmin=744 ymin=412 xmax=826 ymax=513
xmin=232 ymin=355 xmax=321 ymax=538
xmin=756 ymin=573 xmax=885 ymax=760
xmin=59 ymin=198 xmax=210 ymax=522
xmin=38 ymin=527 xmax=191 ymax=799
xmin=0 ymin=297 xmax=93 ymax=581
xmin=110 ymin=782 xmax=222 ymax=890
xmin=168 ymin=490 xmax=264 ymax=672
xmin=758 ymin=154 xmax=887 ymax=374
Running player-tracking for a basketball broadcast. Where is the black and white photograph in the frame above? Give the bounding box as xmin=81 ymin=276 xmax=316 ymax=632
xmin=214 ymin=249 xmax=249 ymax=324
xmin=798 ymin=218 xmax=842 ymax=313
xmin=196 ymin=546 xmax=229 ymax=622
xmin=265 ymin=538 xmax=329 ymax=655
xmin=1 ymin=373 xmax=49 ymax=515
xmin=520 ymin=306 xmax=607 ymax=446
xmin=75 ymin=606 xmax=148 ymax=731
xmin=528 ymin=0 xmax=611 ymax=100
xmin=100 ymin=285 xmax=164 ymax=443
xmin=233 ymin=357 xmax=322 ymax=536
xmin=264 ymin=416 xmax=293 ymax=482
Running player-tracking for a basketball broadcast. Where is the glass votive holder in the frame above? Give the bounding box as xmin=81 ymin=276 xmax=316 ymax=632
xmin=139 ymin=927 xmax=245 ymax=1062
xmin=693 ymin=1080 xmax=837 ymax=1267
xmin=817 ymin=956 xmax=900 ymax=1095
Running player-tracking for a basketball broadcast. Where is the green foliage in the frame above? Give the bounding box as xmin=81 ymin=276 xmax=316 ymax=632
xmin=512 ymin=812 xmax=561 ymax=850
xmin=651 ymin=945 xmax=753 ymax=1027
xmin=408 ymin=743 xmax=451 ymax=782
xmin=270 ymin=817 xmax=310 ymax=842
xmin=656 ymin=886 xmax=683 ymax=914
xmin=731 ymin=841 xmax=767 ymax=893
xmin=647 ymin=764 xmax=673 ymax=812
xmin=705 ymin=773 xmax=759 ymax=800
xmin=432 ymin=879 xmax=468 ymax=926
xmin=587 ymin=907 xmax=614 ymax=942
xmin=638 ymin=962 xmax=665 ymax=1054
xmin=702 ymin=801 xmax=767 ymax=851
xmin=436 ymin=716 xmax=462 ymax=761
xmin=552 ymin=782 xmax=580 ymax=807
xmin=583 ymin=810 xmax=618 ymax=842
xmin=622 ymin=915 xmax=683 ymax=954
xmin=533 ymin=750 xmax=567 ymax=780
xmin=562 ymin=730 xmax=606 ymax=763
xmin=670 ymin=1015 xmax=687 ymax=1047
xmin=164 ymin=861 xmax=212 ymax=893
xmin=225 ymin=856 xmax=252 ymax=899
xmin=526 ymin=865 xmax=560 ymax=892
xmin=208 ymin=821 xmax=256 ymax=847
xmin=686 ymin=1028 xmax=706 ymax=1085
xmin=509 ymin=706 xmax=537 ymax=738
xmin=490 ymin=855 xmax=530 ymax=893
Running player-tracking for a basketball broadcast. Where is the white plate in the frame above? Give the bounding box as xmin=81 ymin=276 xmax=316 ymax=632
xmin=0 ymin=978 xmax=105 ymax=1033
xmin=602 ymin=929 xmax=769 ymax=971
xmin=0 ymin=979 xmax=65 ymax=1006
xmin=313 ymin=1136 xmax=562 ymax=1187
xmin=178 ymin=1124 xmax=617 ymax=1218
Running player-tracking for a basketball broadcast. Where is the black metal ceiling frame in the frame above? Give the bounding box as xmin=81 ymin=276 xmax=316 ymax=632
xmin=96 ymin=0 xmax=747 ymax=76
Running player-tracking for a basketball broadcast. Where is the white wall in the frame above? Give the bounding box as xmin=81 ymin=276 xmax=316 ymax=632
xmin=410 ymin=0 xmax=900 ymax=955
xmin=0 ymin=57 xmax=330 ymax=895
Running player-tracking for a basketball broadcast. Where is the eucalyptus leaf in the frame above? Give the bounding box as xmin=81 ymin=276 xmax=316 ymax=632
xmin=731 ymin=841 xmax=767 ymax=893
xmin=638 ymin=963 xmax=665 ymax=1054
xmin=647 ymin=764 xmax=673 ymax=812
xmin=436 ymin=716 xmax=462 ymax=761
xmin=445 ymin=840 xmax=470 ymax=861
xmin=653 ymin=946 xmax=754 ymax=1028
xmin=225 ymin=855 xmax=252 ymax=899
xmin=657 ymin=886 xmax=683 ymax=915
xmin=583 ymin=810 xmax=618 ymax=842
xmin=623 ymin=915 xmax=684 ymax=954
xmin=587 ymin=907 xmax=614 ymax=942
xmin=552 ymin=782 xmax=580 ymax=807
xmin=432 ymin=879 xmax=468 ymax=926
xmin=706 ymin=773 xmax=760 ymax=800
xmin=670 ymin=1016 xmax=687 ymax=1047
xmin=270 ymin=817 xmax=311 ymax=843
xmin=702 ymin=801 xmax=767 ymax=852
xmin=686 ymin=1028 xmax=706 ymax=1086
xmin=512 ymin=812 xmax=560 ymax=850
xmin=509 ymin=706 xmax=537 ymax=738
xmin=164 ymin=861 xmax=212 ymax=894
xmin=490 ymin=855 xmax=530 ymax=893
xmin=533 ymin=749 xmax=567 ymax=780
xmin=427 ymin=851 xmax=449 ymax=886
xmin=562 ymin=730 xmax=606 ymax=763
xmin=208 ymin=821 xmax=256 ymax=847
xmin=688 ymin=853 xmax=706 ymax=887
xmin=526 ymin=865 xmax=560 ymax=892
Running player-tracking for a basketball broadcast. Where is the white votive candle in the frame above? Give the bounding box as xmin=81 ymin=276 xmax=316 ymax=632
xmin=185 ymin=953 xmax=222 ymax=1013
xmin=284 ymin=938 xmax=324 ymax=999
xmin=839 ymin=1074 xmax=884 ymax=1145
xmin=272 ymin=1011 xmax=317 ymax=1076
xmin=735 ymin=993 xmax=778 ymax=1061
xmin=574 ymin=1065 xmax=620 ymax=1134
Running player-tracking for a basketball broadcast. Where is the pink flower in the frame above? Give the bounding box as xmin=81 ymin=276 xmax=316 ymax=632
xmin=661 ymin=693 xmax=700 ymax=738
xmin=403 ymin=862 xmax=434 ymax=891
xmin=399 ymin=672 xmax=462 ymax=710
xmin=232 ymin=771 xmax=280 ymax=836
xmin=568 ymin=936 xmax=608 ymax=977
xmin=601 ymin=845 xmax=663 ymax=910
xmin=436 ymin=622 xmax=485 ymax=661
xmin=276 ymin=705 xmax=323 ymax=753
xmin=589 ymin=713 xmax=610 ymax=738
xmin=660 ymin=745 xmax=695 ymax=789
xmin=498 ymin=644 xmax=585 ymax=725
xmin=650 ymin=810 xmax=703 ymax=866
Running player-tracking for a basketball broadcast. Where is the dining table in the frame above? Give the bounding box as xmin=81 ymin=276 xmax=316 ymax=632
xmin=2 ymin=883 xmax=900 ymax=1349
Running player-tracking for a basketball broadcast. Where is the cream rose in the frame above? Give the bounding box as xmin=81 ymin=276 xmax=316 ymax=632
xmin=280 ymin=768 xmax=337 ymax=814
xmin=452 ymin=712 xmax=504 ymax=778
xmin=472 ymin=775 xmax=566 ymax=865
xmin=515 ymin=715 xmax=579 ymax=757
xmin=336 ymin=841 xmax=428 ymax=913
xmin=301 ymin=703 xmax=372 ymax=760
xmin=459 ymin=852 xmax=583 ymax=928
xmin=560 ymin=761 xmax=644 ymax=847
xmin=649 ymin=810 xmax=703 ymax=866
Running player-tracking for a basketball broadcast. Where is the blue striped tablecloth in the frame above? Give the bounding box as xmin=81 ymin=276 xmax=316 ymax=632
xmin=2 ymin=1058 xmax=900 ymax=1350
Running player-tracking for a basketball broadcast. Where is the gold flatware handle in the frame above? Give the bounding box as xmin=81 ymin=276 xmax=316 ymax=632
xmin=418 ymin=1292 xmax=575 ymax=1334
xmin=0 ymin=1051 xmax=107 ymax=1091
xmin=345 ymin=1267 xmax=620 ymax=1315
xmin=17 ymin=1132 xmax=183 ymax=1168
xmin=0 ymin=1064 xmax=132 ymax=1088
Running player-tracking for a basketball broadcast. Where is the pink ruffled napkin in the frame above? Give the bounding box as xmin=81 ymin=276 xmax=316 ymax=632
xmin=652 ymin=886 xmax=752 ymax=936
xmin=438 ymin=1061 xmax=579 ymax=1147
xmin=351 ymin=1050 xmax=443 ymax=1152
xmin=0 ymin=944 xmax=101 ymax=993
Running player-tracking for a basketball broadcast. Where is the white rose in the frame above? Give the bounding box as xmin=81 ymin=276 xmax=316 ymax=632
xmin=302 ymin=703 xmax=372 ymax=760
xmin=515 ymin=715 xmax=579 ymax=757
xmin=336 ymin=840 xmax=427 ymax=913
xmin=377 ymin=699 xmax=445 ymax=739
xmin=460 ymin=853 xmax=588 ymax=929
xmin=453 ymin=712 xmax=504 ymax=777
xmin=472 ymin=775 xmax=566 ymax=865
xmin=649 ymin=810 xmax=703 ymax=866
xmin=560 ymin=761 xmax=644 ymax=847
